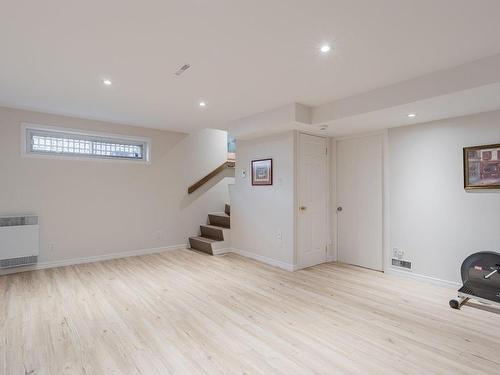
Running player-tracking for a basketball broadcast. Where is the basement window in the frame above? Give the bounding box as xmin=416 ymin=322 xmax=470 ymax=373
xmin=22 ymin=124 xmax=150 ymax=163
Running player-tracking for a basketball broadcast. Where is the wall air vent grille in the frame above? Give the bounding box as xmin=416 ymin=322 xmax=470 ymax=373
xmin=392 ymin=259 xmax=412 ymax=269
xmin=0 ymin=255 xmax=38 ymax=269
xmin=174 ymin=63 xmax=191 ymax=76
xmin=0 ymin=216 xmax=38 ymax=227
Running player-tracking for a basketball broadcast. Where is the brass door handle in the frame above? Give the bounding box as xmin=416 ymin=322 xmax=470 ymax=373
xmin=300 ymin=206 xmax=307 ymax=211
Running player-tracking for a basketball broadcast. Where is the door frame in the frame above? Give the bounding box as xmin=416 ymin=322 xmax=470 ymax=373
xmin=294 ymin=131 xmax=332 ymax=269
xmin=333 ymin=129 xmax=389 ymax=272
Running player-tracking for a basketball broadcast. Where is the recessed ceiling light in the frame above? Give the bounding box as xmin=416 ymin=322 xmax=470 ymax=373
xmin=320 ymin=44 xmax=331 ymax=53
xmin=199 ymin=101 xmax=206 ymax=107
xmin=102 ymin=78 xmax=112 ymax=86
xmin=407 ymin=113 xmax=417 ymax=118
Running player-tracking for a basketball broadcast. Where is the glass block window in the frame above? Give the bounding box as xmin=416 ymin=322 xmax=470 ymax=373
xmin=24 ymin=125 xmax=150 ymax=162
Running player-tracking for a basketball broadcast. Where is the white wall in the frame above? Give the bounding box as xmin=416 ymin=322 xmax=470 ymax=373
xmin=388 ymin=110 xmax=500 ymax=284
xmin=0 ymin=107 xmax=230 ymax=267
xmin=230 ymin=131 xmax=296 ymax=269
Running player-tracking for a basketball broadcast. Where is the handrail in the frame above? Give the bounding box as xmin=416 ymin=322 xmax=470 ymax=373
xmin=188 ymin=160 xmax=235 ymax=194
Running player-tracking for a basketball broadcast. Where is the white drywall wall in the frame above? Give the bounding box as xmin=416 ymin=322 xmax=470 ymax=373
xmin=388 ymin=110 xmax=500 ymax=283
xmin=0 ymin=106 xmax=231 ymax=265
xmin=230 ymin=131 xmax=296 ymax=268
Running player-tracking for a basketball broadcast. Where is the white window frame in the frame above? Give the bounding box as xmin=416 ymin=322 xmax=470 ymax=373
xmin=21 ymin=123 xmax=151 ymax=164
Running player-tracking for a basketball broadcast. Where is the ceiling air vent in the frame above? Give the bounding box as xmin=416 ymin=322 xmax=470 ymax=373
xmin=174 ymin=63 xmax=191 ymax=76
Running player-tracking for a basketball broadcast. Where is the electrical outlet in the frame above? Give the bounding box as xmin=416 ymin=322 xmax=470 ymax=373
xmin=155 ymin=230 xmax=163 ymax=240
xmin=48 ymin=242 xmax=56 ymax=252
xmin=392 ymin=248 xmax=399 ymax=259
xmin=398 ymin=249 xmax=404 ymax=260
xmin=276 ymin=231 xmax=283 ymax=248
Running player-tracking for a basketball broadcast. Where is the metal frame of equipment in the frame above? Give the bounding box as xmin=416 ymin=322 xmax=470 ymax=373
xmin=450 ymin=251 xmax=500 ymax=310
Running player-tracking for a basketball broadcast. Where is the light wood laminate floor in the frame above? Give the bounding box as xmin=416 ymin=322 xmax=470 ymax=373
xmin=1 ymin=249 xmax=500 ymax=374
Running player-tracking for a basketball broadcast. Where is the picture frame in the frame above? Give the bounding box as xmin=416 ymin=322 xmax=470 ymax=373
xmin=463 ymin=143 xmax=500 ymax=190
xmin=251 ymin=158 xmax=273 ymax=186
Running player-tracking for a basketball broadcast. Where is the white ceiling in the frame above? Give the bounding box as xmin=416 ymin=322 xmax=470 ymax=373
xmin=2 ymin=0 xmax=500 ymax=133
xmin=318 ymin=82 xmax=500 ymax=137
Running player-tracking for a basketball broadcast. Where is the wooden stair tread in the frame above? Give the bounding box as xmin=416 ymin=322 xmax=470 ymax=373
xmin=200 ymin=224 xmax=226 ymax=241
xmin=200 ymin=224 xmax=228 ymax=230
xmin=188 ymin=204 xmax=231 ymax=255
xmin=208 ymin=212 xmax=229 ymax=217
xmin=208 ymin=212 xmax=230 ymax=229
xmin=189 ymin=236 xmax=221 ymax=243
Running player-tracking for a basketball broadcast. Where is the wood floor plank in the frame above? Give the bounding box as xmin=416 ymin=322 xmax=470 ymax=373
xmin=1 ymin=249 xmax=499 ymax=374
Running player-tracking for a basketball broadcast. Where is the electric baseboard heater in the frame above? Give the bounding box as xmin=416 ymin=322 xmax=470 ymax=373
xmin=0 ymin=216 xmax=39 ymax=269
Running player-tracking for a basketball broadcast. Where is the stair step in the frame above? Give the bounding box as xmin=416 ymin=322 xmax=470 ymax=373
xmin=200 ymin=224 xmax=226 ymax=241
xmin=189 ymin=236 xmax=219 ymax=255
xmin=225 ymin=204 xmax=230 ymax=216
xmin=208 ymin=212 xmax=230 ymax=228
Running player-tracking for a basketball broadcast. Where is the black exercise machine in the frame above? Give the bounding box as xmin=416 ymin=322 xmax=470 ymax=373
xmin=449 ymin=251 xmax=500 ymax=310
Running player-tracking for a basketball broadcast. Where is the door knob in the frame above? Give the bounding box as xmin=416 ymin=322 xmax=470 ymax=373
xmin=300 ymin=206 xmax=307 ymax=211
xmin=337 ymin=206 xmax=343 ymax=212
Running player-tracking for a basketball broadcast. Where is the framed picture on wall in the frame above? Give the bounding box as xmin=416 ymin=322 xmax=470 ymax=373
xmin=251 ymin=158 xmax=273 ymax=186
xmin=464 ymin=144 xmax=500 ymax=190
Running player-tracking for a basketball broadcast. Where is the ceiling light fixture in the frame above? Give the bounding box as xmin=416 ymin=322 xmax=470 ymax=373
xmin=102 ymin=78 xmax=112 ymax=86
xmin=320 ymin=44 xmax=331 ymax=53
xmin=407 ymin=113 xmax=417 ymax=118
xmin=199 ymin=101 xmax=206 ymax=107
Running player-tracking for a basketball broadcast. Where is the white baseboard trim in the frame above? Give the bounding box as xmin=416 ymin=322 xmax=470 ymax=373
xmin=230 ymin=248 xmax=296 ymax=272
xmin=212 ymin=247 xmax=231 ymax=255
xmin=386 ymin=267 xmax=461 ymax=288
xmin=0 ymin=244 xmax=187 ymax=276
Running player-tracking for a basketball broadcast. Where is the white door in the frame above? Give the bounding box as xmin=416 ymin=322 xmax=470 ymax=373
xmin=297 ymin=133 xmax=328 ymax=269
xmin=336 ymin=134 xmax=383 ymax=271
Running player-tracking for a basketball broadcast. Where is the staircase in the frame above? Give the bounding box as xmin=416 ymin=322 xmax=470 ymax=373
xmin=189 ymin=204 xmax=231 ymax=255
